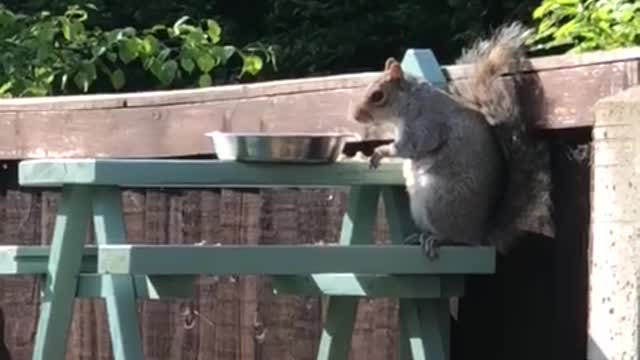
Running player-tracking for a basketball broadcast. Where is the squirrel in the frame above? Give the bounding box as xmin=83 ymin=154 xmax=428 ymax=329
xmin=351 ymin=22 xmax=554 ymax=259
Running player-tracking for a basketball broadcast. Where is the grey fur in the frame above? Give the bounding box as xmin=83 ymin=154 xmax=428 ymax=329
xmin=353 ymin=21 xmax=554 ymax=254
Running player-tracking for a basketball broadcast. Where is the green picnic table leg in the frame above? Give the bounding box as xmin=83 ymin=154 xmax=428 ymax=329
xmin=399 ymin=299 xmax=450 ymax=360
xmin=92 ymin=187 xmax=144 ymax=360
xmin=383 ymin=187 xmax=450 ymax=360
xmin=316 ymin=186 xmax=381 ymax=360
xmin=33 ymin=185 xmax=92 ymax=360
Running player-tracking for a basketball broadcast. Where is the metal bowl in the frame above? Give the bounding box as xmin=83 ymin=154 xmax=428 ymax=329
xmin=205 ymin=131 xmax=357 ymax=163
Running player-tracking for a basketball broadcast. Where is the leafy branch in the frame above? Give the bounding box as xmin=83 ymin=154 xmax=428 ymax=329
xmin=0 ymin=4 xmax=276 ymax=97
xmin=528 ymin=0 xmax=640 ymax=53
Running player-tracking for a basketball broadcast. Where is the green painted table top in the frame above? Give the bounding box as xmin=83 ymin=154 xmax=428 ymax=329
xmin=18 ymin=158 xmax=405 ymax=187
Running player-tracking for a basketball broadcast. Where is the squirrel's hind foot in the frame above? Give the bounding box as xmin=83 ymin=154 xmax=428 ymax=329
xmin=403 ymin=233 xmax=440 ymax=260
xmin=422 ymin=235 xmax=440 ymax=260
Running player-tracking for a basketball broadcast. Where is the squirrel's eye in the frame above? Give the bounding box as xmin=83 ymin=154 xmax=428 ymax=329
xmin=369 ymin=90 xmax=385 ymax=105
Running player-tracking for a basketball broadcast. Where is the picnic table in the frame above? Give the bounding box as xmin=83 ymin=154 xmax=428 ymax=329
xmin=0 ymin=158 xmax=495 ymax=360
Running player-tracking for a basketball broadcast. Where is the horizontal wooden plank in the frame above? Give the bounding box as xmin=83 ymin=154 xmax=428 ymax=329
xmin=0 ymin=72 xmax=379 ymax=112
xmin=0 ymin=245 xmax=98 ymax=274
xmin=0 ymin=245 xmax=98 ymax=257
xmin=0 ymin=88 xmax=367 ymax=159
xmin=271 ymin=274 xmax=465 ymax=298
xmin=0 ymin=246 xmax=194 ymax=298
xmin=445 ymin=46 xmax=640 ymax=79
xmin=18 ymin=158 xmax=405 ymax=187
xmin=97 ymin=244 xmax=496 ymax=275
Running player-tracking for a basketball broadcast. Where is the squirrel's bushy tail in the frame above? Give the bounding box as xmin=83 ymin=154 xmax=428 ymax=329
xmin=451 ymin=21 xmax=530 ymax=126
xmin=451 ymin=22 xmax=555 ymax=253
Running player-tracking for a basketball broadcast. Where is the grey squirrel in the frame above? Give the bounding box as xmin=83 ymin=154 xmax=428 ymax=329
xmin=351 ymin=22 xmax=554 ymax=258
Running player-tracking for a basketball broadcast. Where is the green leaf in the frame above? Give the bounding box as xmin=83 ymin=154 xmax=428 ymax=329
xmin=147 ymin=24 xmax=166 ymax=33
xmin=149 ymin=58 xmax=163 ymax=77
xmin=64 ymin=7 xmax=88 ymax=22
xmin=23 ymin=86 xmax=49 ymax=97
xmin=196 ymin=53 xmax=216 ymax=72
xmin=157 ymin=60 xmax=178 ymax=85
xmin=620 ymin=8 xmax=635 ymax=23
xmin=111 ymin=69 xmax=125 ymax=90
xmin=207 ymin=19 xmax=221 ymax=43
xmin=555 ymin=18 xmax=578 ymax=38
xmin=173 ymin=15 xmax=190 ymax=34
xmin=61 ymin=18 xmax=72 ymax=40
xmin=106 ymin=51 xmax=118 ymax=62
xmin=186 ymin=31 xmax=206 ymax=44
xmin=91 ymin=45 xmax=106 ymax=59
xmin=120 ymin=27 xmax=137 ymax=37
xmin=84 ymin=62 xmax=97 ymax=81
xmin=105 ymin=29 xmax=121 ymax=44
xmin=60 ymin=74 xmax=68 ymax=91
xmin=222 ymin=46 xmax=236 ymax=61
xmin=69 ymin=21 xmax=85 ymax=41
xmin=198 ymin=73 xmax=212 ymax=87
xmin=180 ymin=56 xmax=195 ymax=73
xmin=143 ymin=56 xmax=156 ymax=70
xmin=73 ymin=70 xmax=91 ymax=92
xmin=556 ymin=0 xmax=578 ymax=5
xmin=0 ymin=81 xmax=13 ymax=95
xmin=141 ymin=35 xmax=159 ymax=55
xmin=118 ymin=38 xmax=138 ymax=64
xmin=241 ymin=55 xmax=263 ymax=76
xmin=156 ymin=48 xmax=171 ymax=62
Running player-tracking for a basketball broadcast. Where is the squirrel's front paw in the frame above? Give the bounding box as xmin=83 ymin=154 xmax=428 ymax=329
xmin=369 ymin=149 xmax=385 ymax=169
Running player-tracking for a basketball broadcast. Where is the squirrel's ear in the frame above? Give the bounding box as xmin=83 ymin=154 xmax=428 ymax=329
xmin=387 ymin=62 xmax=404 ymax=81
xmin=384 ymin=57 xmax=398 ymax=70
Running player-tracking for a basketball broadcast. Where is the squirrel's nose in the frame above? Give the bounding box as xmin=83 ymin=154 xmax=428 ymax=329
xmin=352 ymin=107 xmax=373 ymax=123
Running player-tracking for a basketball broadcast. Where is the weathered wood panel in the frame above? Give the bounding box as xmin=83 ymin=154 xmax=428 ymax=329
xmin=1 ymin=191 xmax=41 ymax=360
xmin=0 ymin=48 xmax=637 ymax=159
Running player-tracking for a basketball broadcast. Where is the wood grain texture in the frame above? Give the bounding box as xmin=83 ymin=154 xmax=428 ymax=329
xmin=138 ymin=190 xmax=174 ymax=360
xmin=17 ymin=159 xmax=406 ymax=187
xmin=96 ymin=244 xmax=496 ymax=275
xmin=1 ymin=191 xmax=41 ymax=360
xmin=221 ymin=190 xmax=257 ymax=360
xmin=257 ymin=189 xmax=321 ymax=360
xmin=0 ymin=47 xmax=637 ymax=159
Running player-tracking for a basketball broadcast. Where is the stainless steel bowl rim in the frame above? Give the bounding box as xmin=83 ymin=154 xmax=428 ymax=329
xmin=204 ymin=131 xmax=358 ymax=138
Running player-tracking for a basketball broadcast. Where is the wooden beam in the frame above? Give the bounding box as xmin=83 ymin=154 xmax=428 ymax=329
xmin=96 ymin=244 xmax=496 ymax=275
xmin=0 ymin=245 xmax=97 ymax=274
xmin=17 ymin=158 xmax=405 ymax=187
xmin=0 ymin=47 xmax=637 ymax=159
